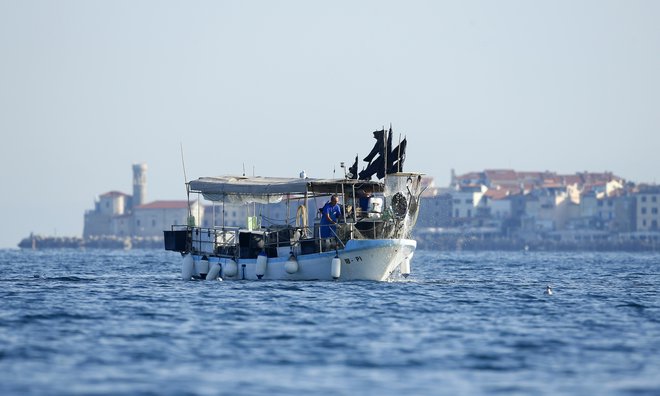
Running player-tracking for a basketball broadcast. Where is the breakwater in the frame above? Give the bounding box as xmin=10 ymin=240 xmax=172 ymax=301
xmin=17 ymin=234 xmax=163 ymax=250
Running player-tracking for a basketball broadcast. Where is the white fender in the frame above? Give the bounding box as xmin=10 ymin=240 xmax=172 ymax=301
xmin=285 ymin=254 xmax=299 ymax=274
xmin=400 ymin=258 xmax=411 ymax=278
xmin=182 ymin=254 xmax=194 ymax=281
xmin=331 ymin=256 xmax=341 ymax=280
xmin=207 ymin=258 xmax=221 ymax=281
xmin=256 ymin=252 xmax=268 ymax=279
xmin=222 ymin=258 xmax=238 ymax=278
xmin=196 ymin=256 xmax=210 ymax=279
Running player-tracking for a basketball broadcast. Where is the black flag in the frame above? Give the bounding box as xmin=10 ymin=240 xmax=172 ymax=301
xmin=363 ymin=129 xmax=385 ymax=163
xmin=348 ymin=155 xmax=359 ymax=179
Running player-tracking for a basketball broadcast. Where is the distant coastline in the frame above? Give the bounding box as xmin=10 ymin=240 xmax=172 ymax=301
xmin=18 ymin=232 xmax=660 ymax=252
xmin=18 ymin=165 xmax=660 ymax=252
xmin=415 ymin=232 xmax=660 ymax=252
xmin=17 ymin=234 xmax=163 ymax=250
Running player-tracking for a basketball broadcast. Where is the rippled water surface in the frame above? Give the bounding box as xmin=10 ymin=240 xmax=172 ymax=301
xmin=1 ymin=249 xmax=659 ymax=395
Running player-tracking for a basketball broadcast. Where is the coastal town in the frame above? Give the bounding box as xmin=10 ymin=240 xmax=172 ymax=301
xmin=416 ymin=169 xmax=659 ymax=250
xmin=19 ymin=164 xmax=660 ymax=251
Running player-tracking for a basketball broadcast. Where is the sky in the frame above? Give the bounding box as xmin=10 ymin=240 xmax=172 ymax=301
xmin=0 ymin=0 xmax=658 ymax=248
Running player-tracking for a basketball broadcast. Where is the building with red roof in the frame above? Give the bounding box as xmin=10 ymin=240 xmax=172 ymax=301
xmin=84 ymin=165 xmax=205 ymax=239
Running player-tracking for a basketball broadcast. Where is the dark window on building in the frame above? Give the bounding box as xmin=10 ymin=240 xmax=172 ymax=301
xmin=652 ymin=220 xmax=658 ymax=229
xmin=137 ymin=220 xmax=141 ymax=227
xmin=467 ymin=209 xmax=472 ymax=217
xmin=454 ymin=209 xmax=459 ymax=217
xmin=598 ymin=201 xmax=603 ymax=207
xmin=642 ymin=207 xmax=647 ymax=214
xmin=465 ymin=199 xmax=473 ymax=204
xmin=643 ymin=220 xmax=647 ymax=227
xmin=607 ymin=201 xmax=613 ymax=206
xmin=152 ymin=219 xmax=156 ymax=227
xmin=642 ymin=196 xmax=647 ymax=202
xmin=652 ymin=196 xmax=657 ymax=203
xmin=652 ymin=208 xmax=658 ymax=214
xmin=453 ymin=199 xmax=461 ymax=204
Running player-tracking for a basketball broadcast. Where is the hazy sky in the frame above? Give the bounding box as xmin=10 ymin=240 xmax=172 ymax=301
xmin=1 ymin=0 xmax=658 ymax=248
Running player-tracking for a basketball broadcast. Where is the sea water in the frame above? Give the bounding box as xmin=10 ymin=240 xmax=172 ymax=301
xmin=0 ymin=249 xmax=659 ymax=395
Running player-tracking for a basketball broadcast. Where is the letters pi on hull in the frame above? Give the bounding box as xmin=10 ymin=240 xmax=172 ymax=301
xmin=164 ymin=127 xmax=423 ymax=281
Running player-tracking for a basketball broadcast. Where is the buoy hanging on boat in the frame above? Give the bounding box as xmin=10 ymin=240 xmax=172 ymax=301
xmin=331 ymin=254 xmax=341 ymax=280
xmin=196 ymin=256 xmax=210 ymax=280
xmin=285 ymin=253 xmax=299 ymax=274
xmin=182 ymin=254 xmax=194 ymax=281
xmin=256 ymin=251 xmax=268 ymax=279
xmin=222 ymin=258 xmax=238 ymax=278
xmin=207 ymin=258 xmax=221 ymax=281
xmin=400 ymin=258 xmax=411 ymax=278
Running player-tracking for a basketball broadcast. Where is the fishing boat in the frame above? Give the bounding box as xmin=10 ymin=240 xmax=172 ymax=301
xmin=164 ymin=128 xmax=423 ymax=281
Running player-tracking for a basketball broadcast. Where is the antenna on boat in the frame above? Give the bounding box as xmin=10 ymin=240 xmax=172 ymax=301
xmin=382 ymin=124 xmax=386 ymax=177
xmin=180 ymin=142 xmax=188 ymax=185
xmin=180 ymin=142 xmax=192 ymax=221
xmin=397 ymin=133 xmax=401 ymax=173
xmin=242 ymin=163 xmax=246 ymax=177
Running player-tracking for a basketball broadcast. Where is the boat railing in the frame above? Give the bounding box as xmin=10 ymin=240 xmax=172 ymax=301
xmin=166 ymin=225 xmax=240 ymax=257
xmin=259 ymin=224 xmax=346 ymax=255
xmin=166 ymin=217 xmax=406 ymax=257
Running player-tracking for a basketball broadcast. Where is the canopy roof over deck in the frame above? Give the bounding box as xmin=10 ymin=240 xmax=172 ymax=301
xmin=188 ymin=175 xmax=384 ymax=203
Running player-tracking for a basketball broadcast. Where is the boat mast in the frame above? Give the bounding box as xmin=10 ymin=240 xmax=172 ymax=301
xmin=340 ymin=182 xmax=345 ymax=223
xmin=180 ymin=143 xmax=193 ymax=225
xmin=397 ymin=133 xmax=401 ymax=173
xmin=352 ymin=183 xmax=357 ymax=224
xmin=383 ymin=127 xmax=388 ymax=213
xmin=303 ymin=188 xmax=308 ymax=236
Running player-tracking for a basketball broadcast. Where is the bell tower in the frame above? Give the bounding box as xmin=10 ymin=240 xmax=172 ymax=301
xmin=132 ymin=163 xmax=147 ymax=208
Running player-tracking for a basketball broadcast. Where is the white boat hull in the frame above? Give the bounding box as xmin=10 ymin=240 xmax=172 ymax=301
xmin=187 ymin=239 xmax=416 ymax=281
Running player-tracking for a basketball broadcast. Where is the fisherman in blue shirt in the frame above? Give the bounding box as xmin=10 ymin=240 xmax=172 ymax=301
xmin=320 ymin=194 xmax=342 ymax=240
xmin=358 ymin=188 xmax=372 ymax=215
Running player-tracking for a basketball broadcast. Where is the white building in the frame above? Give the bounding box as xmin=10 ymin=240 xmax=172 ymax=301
xmin=523 ymin=189 xmax=571 ymax=232
xmin=483 ymin=189 xmax=513 ymax=219
xmin=636 ymin=185 xmax=660 ymax=231
xmin=84 ymin=163 xmax=204 ymax=239
xmin=133 ymin=201 xmax=203 ymax=237
xmin=83 ymin=191 xmax=132 ymax=238
xmin=450 ymin=187 xmax=487 ymax=220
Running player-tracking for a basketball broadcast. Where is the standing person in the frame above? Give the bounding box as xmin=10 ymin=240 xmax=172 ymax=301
xmin=358 ymin=188 xmax=372 ymax=215
xmin=320 ymin=195 xmax=342 ymax=241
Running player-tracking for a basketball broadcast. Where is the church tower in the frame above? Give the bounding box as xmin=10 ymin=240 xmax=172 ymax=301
xmin=132 ymin=163 xmax=147 ymax=209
